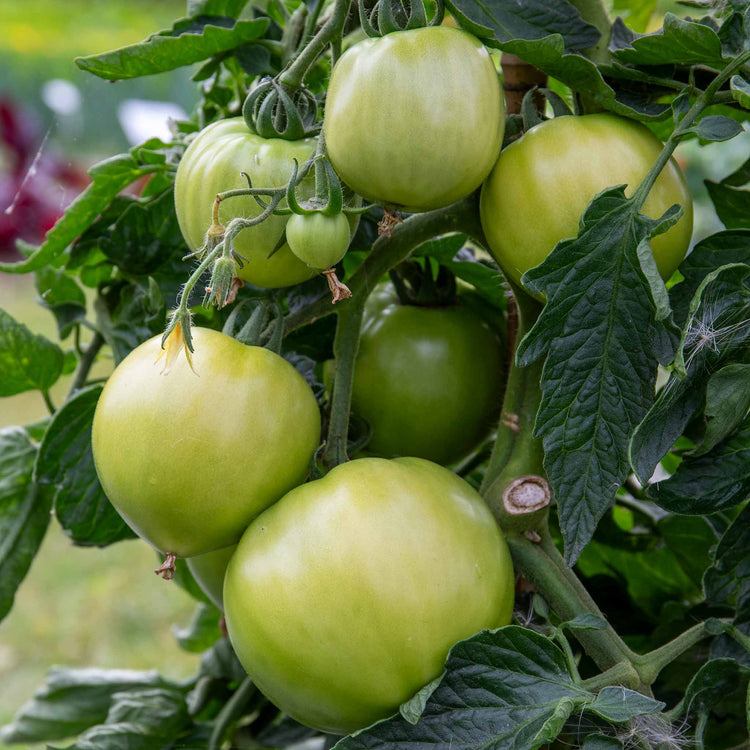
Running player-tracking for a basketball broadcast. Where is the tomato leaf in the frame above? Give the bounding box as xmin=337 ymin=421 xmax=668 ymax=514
xmin=611 ymin=13 xmax=725 ymax=68
xmin=0 ymin=309 xmax=64 ymax=396
xmin=34 ymin=386 xmax=137 ymax=547
xmin=57 ymin=688 xmax=192 ymax=750
xmin=681 ymin=659 xmax=750 ymax=718
xmin=0 ymin=668 xmax=180 ymax=744
xmin=705 ymin=157 xmax=750 ymax=229
xmin=691 ymin=114 xmax=745 ymax=142
xmin=445 ymin=0 xmax=601 ymax=52
xmin=172 ymin=604 xmax=223 ymax=653
xmin=34 ymin=267 xmax=87 ymax=340
xmin=731 ymin=75 xmax=750 ymax=109
xmin=0 ymin=154 xmax=166 ymax=275
xmin=587 ymin=687 xmax=664 ymax=722
xmin=75 ymin=16 xmax=269 ymax=80
xmin=334 ymin=627 xmax=590 ymax=750
xmin=697 ymin=363 xmax=750 ymax=455
xmin=648 ymin=411 xmax=750 ymax=514
xmin=187 ymin=0 xmax=250 ymax=16
xmin=0 ymin=427 xmax=54 ymax=625
xmin=630 ymin=262 xmax=750 ymax=484
xmin=582 ymin=735 xmax=623 ymax=749
xmin=516 ymin=186 xmax=679 ymax=564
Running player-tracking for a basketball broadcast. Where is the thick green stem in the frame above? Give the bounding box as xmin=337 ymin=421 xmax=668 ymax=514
xmin=208 ymin=676 xmax=259 ymax=750
xmin=279 ymin=0 xmax=351 ymax=88
xmin=70 ymin=332 xmax=104 ymax=395
xmin=324 ymin=297 xmax=366 ymax=468
xmin=581 ymin=660 xmax=641 ymax=692
xmin=283 ymin=198 xmax=485 ymax=335
xmin=508 ymin=530 xmax=638 ymax=674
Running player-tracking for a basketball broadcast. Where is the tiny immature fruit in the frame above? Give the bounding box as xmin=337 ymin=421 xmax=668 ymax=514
xmin=224 ymin=457 xmax=514 ymax=734
xmin=92 ymin=328 xmax=320 ymax=559
xmin=285 ymin=212 xmax=351 ymax=270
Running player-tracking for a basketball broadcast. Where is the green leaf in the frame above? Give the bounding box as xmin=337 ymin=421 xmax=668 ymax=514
xmin=0 ymin=309 xmax=64 ymax=396
xmin=560 ymin=614 xmax=608 ymax=632
xmin=0 ymin=155 xmax=164 ymax=275
xmin=334 ymin=627 xmax=590 ymax=750
xmin=691 ymin=115 xmax=746 ymax=142
xmin=650 ymin=411 xmax=750 ymax=514
xmin=587 ymin=686 xmax=664 ymax=722
xmin=682 ymin=659 xmax=750 ymax=717
xmin=582 ymin=735 xmax=623 ymax=750
xmin=34 ymin=386 xmax=136 ymax=546
xmin=172 ymin=603 xmax=223 ymax=653
xmin=612 ymin=13 xmax=725 ymax=67
xmin=62 ymin=688 xmax=191 ymax=750
xmin=0 ymin=668 xmax=178 ymax=744
xmin=198 ymin=638 xmax=247 ymax=684
xmin=34 ymin=267 xmax=87 ymax=339
xmin=188 ymin=0 xmax=250 ymax=16
xmin=704 ymin=503 xmax=750 ymax=617
xmin=75 ymin=16 xmax=269 ymax=80
xmin=705 ymin=160 xmax=750 ymax=229
xmin=698 ymin=363 xmax=750 ymax=454
xmin=445 ymin=0 xmax=600 ymax=50
xmin=516 ymin=187 xmax=678 ymax=563
xmin=659 ymin=514 xmax=718 ymax=590
xmin=731 ymin=75 xmax=750 ymax=109
xmin=0 ymin=427 xmax=54 ymax=624
xmin=630 ymin=261 xmax=750 ymax=484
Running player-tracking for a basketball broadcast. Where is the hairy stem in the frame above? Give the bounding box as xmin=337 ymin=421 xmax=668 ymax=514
xmin=70 ymin=332 xmax=105 ymax=395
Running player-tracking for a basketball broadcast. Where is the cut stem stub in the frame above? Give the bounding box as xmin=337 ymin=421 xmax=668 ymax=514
xmin=503 ymin=475 xmax=551 ymax=515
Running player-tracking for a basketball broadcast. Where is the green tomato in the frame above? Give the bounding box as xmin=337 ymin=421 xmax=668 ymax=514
xmin=285 ymin=211 xmax=351 ymax=270
xmin=224 ymin=457 xmax=514 ymax=734
xmin=480 ymin=114 xmax=694 ymax=293
xmin=92 ymin=328 xmax=320 ymax=558
xmin=346 ymin=287 xmax=505 ymax=465
xmin=324 ymin=26 xmax=504 ymax=212
xmin=186 ymin=545 xmax=236 ymax=611
xmin=174 ymin=118 xmax=317 ymax=289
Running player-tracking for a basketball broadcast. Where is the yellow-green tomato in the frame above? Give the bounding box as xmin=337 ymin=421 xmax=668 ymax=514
xmin=174 ymin=118 xmax=317 ymax=288
xmin=324 ymin=26 xmax=504 ymax=212
xmin=186 ymin=545 xmax=236 ymax=610
xmin=480 ymin=114 xmax=693 ymax=292
xmin=92 ymin=328 xmax=320 ymax=558
xmin=224 ymin=457 xmax=514 ymax=735
xmin=348 ymin=289 xmax=505 ymax=465
xmin=285 ymin=212 xmax=351 ymax=270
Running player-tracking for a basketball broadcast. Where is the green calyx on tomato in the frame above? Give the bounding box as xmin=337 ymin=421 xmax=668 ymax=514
xmin=224 ymin=456 xmax=514 ymax=735
xmin=479 ymin=113 xmax=694 ymax=296
xmin=91 ymin=328 xmax=321 ymax=560
xmin=324 ymin=26 xmax=504 ymax=212
xmin=342 ymin=281 xmax=506 ymax=465
xmin=174 ymin=118 xmax=357 ymax=289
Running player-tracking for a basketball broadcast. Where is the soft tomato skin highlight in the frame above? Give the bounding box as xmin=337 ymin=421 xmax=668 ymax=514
xmin=480 ymin=113 xmax=694 ymax=294
xmin=324 ymin=26 xmax=505 ymax=212
xmin=224 ymin=456 xmax=514 ymax=735
xmin=91 ymin=328 xmax=321 ymax=558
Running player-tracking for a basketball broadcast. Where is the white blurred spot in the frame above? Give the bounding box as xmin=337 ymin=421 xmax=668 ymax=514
xmin=41 ymin=79 xmax=82 ymax=116
xmin=117 ymin=99 xmax=187 ymax=146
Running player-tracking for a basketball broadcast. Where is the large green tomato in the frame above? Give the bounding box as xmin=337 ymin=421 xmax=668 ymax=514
xmin=324 ymin=26 xmax=504 ymax=212
xmin=186 ymin=545 xmax=236 ymax=610
xmin=92 ymin=328 xmax=320 ymax=558
xmin=480 ymin=114 xmax=693 ymax=292
xmin=347 ymin=286 xmax=505 ymax=465
xmin=174 ymin=118 xmax=317 ymax=288
xmin=224 ymin=457 xmax=514 ymax=734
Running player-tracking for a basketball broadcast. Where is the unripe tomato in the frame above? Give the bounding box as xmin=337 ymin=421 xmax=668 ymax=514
xmin=480 ymin=114 xmax=693 ymax=292
xmin=347 ymin=286 xmax=505 ymax=464
xmin=285 ymin=211 xmax=351 ymax=270
xmin=92 ymin=328 xmax=320 ymax=558
xmin=324 ymin=26 xmax=504 ymax=212
xmin=224 ymin=457 xmax=514 ymax=734
xmin=186 ymin=545 xmax=236 ymax=610
xmin=174 ymin=119 xmax=321 ymax=288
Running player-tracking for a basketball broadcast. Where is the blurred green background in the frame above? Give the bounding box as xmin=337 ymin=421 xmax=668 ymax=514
xmin=0 ymin=0 xmax=748 ymax=748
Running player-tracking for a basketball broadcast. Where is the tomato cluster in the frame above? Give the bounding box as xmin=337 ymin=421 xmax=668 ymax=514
xmin=92 ymin=15 xmax=695 ymax=739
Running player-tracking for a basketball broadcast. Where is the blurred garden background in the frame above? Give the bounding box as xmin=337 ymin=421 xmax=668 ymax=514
xmin=0 ymin=1 xmax=748 ymax=748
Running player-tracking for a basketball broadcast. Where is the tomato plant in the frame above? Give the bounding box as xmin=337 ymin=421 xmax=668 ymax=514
xmin=345 ymin=283 xmax=506 ymax=464
xmin=92 ymin=328 xmax=321 ymax=560
xmin=2 ymin=1 xmax=750 ymax=749
xmin=480 ymin=113 xmax=694 ymax=292
xmin=324 ymin=26 xmax=505 ymax=211
xmin=174 ymin=118 xmax=319 ymax=288
xmin=224 ymin=457 xmax=514 ymax=734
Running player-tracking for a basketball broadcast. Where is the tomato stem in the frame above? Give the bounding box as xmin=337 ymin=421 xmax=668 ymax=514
xmin=69 ymin=331 xmax=105 ymax=396
xmin=208 ymin=675 xmax=260 ymax=750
